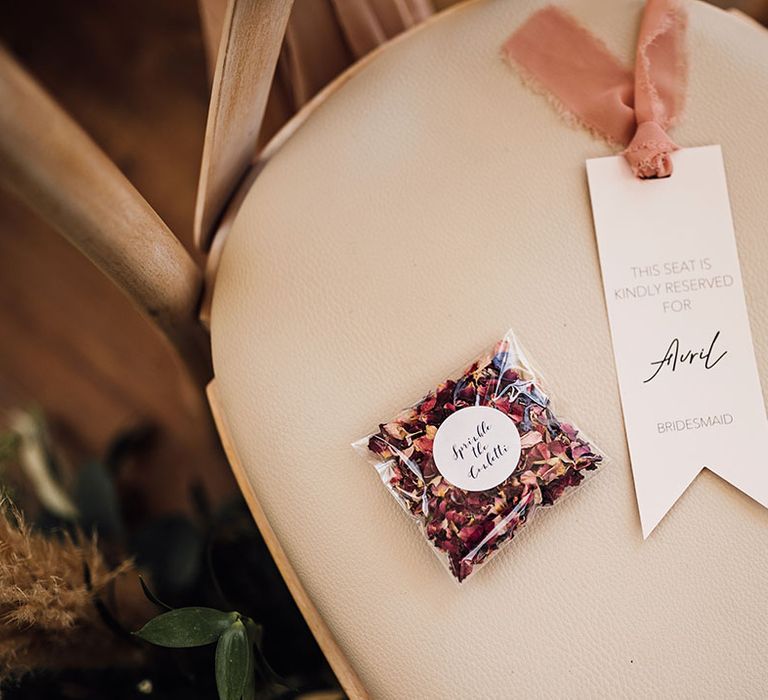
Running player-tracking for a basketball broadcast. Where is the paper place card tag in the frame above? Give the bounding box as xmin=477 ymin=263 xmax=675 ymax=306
xmin=587 ymin=145 xmax=768 ymax=536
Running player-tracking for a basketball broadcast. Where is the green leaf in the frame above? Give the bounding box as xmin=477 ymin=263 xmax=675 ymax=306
xmin=135 ymin=608 xmax=237 ymax=648
xmin=131 ymin=516 xmax=204 ymax=594
xmin=215 ymin=620 xmax=253 ymax=700
xmin=242 ymin=659 xmax=256 ymax=700
xmin=74 ymin=460 xmax=123 ymax=537
xmin=0 ymin=431 xmax=19 ymax=464
xmin=138 ymin=575 xmax=173 ymax=611
xmin=244 ymin=618 xmax=263 ymax=649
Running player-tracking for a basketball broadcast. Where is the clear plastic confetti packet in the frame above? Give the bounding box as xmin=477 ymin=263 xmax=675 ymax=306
xmin=353 ymin=329 xmax=606 ymax=583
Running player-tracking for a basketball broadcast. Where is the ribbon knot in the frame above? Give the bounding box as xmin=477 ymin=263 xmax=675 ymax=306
xmin=624 ymin=121 xmax=679 ymax=179
xmin=504 ymin=0 xmax=687 ymax=179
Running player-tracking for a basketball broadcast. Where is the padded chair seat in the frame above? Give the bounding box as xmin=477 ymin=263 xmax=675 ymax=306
xmin=211 ymin=0 xmax=768 ymax=696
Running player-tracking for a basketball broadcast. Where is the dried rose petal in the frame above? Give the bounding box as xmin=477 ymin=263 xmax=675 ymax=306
xmin=355 ymin=332 xmax=604 ymax=583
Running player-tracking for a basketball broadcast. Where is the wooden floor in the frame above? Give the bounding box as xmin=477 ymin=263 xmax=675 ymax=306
xmin=0 ymin=1 xmax=234 ymax=512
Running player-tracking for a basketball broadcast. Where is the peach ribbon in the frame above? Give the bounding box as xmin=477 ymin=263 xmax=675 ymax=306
xmin=503 ymin=0 xmax=687 ymax=178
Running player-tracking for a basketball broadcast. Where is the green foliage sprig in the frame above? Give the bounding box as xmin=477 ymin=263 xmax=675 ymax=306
xmin=134 ymin=578 xmax=290 ymax=700
xmin=135 ymin=605 xmax=276 ymax=700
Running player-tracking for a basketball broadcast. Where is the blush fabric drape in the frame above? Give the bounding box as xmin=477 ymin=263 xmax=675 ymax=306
xmin=504 ymin=0 xmax=687 ymax=177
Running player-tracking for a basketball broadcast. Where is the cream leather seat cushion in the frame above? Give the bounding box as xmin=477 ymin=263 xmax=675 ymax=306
xmin=211 ymin=0 xmax=768 ymax=696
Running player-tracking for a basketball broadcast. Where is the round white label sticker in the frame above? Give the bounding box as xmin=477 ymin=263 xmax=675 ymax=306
xmin=432 ymin=406 xmax=522 ymax=492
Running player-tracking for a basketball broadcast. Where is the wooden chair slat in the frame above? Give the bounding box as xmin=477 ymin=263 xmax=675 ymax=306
xmin=194 ymin=0 xmax=294 ymax=251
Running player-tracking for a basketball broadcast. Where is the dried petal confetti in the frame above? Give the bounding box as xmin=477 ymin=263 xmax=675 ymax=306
xmin=353 ymin=330 xmax=605 ymax=583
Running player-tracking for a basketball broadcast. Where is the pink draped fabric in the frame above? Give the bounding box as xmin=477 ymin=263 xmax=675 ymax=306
xmin=504 ymin=0 xmax=687 ymax=178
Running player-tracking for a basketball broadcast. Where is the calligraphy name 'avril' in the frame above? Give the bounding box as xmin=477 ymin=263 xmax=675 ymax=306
xmin=643 ymin=331 xmax=727 ymax=384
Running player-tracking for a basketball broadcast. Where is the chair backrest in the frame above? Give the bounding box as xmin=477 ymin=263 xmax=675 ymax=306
xmin=195 ymin=0 xmax=293 ymax=252
xmin=0 ymin=0 xmax=293 ymax=382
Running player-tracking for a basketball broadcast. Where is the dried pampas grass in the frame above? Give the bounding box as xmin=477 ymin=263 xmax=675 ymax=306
xmin=0 ymin=504 xmax=144 ymax=680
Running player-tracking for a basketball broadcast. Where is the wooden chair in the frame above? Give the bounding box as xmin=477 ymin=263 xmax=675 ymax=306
xmin=2 ymin=1 xmax=768 ymax=697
